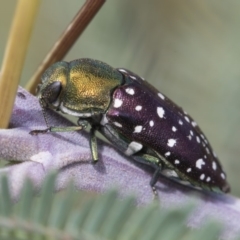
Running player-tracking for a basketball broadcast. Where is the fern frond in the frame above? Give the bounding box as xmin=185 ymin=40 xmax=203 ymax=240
xmin=0 ymin=173 xmax=233 ymax=240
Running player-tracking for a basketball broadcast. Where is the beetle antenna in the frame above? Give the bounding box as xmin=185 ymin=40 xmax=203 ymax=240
xmin=39 ymin=98 xmax=50 ymax=128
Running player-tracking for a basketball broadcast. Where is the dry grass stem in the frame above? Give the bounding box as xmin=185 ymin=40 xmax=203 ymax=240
xmin=0 ymin=0 xmax=41 ymax=128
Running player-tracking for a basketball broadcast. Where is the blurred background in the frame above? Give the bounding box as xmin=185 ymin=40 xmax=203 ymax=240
xmin=0 ymin=0 xmax=239 ymax=196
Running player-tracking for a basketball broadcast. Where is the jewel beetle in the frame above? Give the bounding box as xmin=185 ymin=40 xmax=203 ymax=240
xmin=30 ymin=58 xmax=230 ymax=193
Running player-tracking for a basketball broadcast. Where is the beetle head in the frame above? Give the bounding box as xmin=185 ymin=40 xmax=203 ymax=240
xmin=37 ymin=61 xmax=69 ymax=110
xmin=38 ymin=59 xmax=124 ymax=118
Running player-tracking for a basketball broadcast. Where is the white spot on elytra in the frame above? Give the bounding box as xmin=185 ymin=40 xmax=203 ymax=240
xmin=206 ymin=176 xmax=211 ymax=182
xmin=204 ymin=155 xmax=207 ymax=159
xmin=167 ymin=139 xmax=177 ymax=147
xmin=113 ymin=98 xmax=123 ymax=108
xmin=134 ymin=125 xmax=143 ymax=133
xmin=221 ymin=173 xmax=225 ymax=179
xmin=165 ymin=152 xmax=171 ymax=157
xmin=185 ymin=116 xmax=190 ymax=122
xmin=187 ymin=135 xmax=192 ymax=140
xmin=178 ymin=120 xmax=183 ymax=125
xmin=125 ymin=141 xmax=143 ymax=156
xmin=130 ymin=75 xmax=136 ymax=80
xmin=149 ymin=120 xmax=154 ymax=127
xmin=174 ymin=159 xmax=180 ymax=164
xmin=157 ymin=107 xmax=165 ymax=118
xmin=118 ymin=68 xmax=127 ymax=73
xmin=113 ymin=122 xmax=122 ymax=128
xmin=135 ymin=105 xmax=142 ymax=111
xmin=196 ymin=136 xmax=200 ymax=143
xmin=196 ymin=158 xmax=205 ymax=169
xmin=125 ymin=88 xmax=135 ymax=95
xmin=212 ymin=161 xmax=217 ymax=170
xmin=192 ymin=121 xmax=197 ymax=127
xmin=158 ymin=92 xmax=165 ymax=100
xmin=172 ymin=126 xmax=177 ymax=132
xmin=200 ymin=174 xmax=205 ymax=180
xmin=190 ymin=130 xmax=194 ymax=136
xmin=187 ymin=168 xmax=192 ymax=173
xmin=206 ymin=147 xmax=210 ymax=154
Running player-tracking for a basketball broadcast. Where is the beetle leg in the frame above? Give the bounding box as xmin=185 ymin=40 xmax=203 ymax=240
xmin=133 ymin=153 xmax=163 ymax=186
xmin=133 ymin=153 xmax=162 ymax=168
xmin=29 ymin=120 xmax=88 ymax=135
xmin=30 ymin=125 xmax=84 ymax=135
xmin=150 ymin=168 xmax=162 ymax=187
xmin=101 ymin=124 xmax=165 ymax=190
xmin=77 ymin=120 xmax=89 ymax=129
xmin=90 ymin=127 xmax=98 ymax=162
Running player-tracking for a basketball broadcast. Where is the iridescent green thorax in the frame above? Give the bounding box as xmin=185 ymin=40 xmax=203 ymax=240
xmin=63 ymin=59 xmax=123 ymax=113
xmin=38 ymin=59 xmax=124 ymax=114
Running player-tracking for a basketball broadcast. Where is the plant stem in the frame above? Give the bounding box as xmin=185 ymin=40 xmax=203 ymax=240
xmin=26 ymin=0 xmax=106 ymax=94
xmin=0 ymin=0 xmax=41 ymax=128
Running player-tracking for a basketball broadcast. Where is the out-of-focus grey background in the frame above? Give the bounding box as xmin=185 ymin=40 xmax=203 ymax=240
xmin=0 ymin=1 xmax=239 ymax=197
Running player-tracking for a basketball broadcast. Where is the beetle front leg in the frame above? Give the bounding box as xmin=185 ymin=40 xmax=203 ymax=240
xmin=90 ymin=127 xmax=98 ymax=162
xmin=29 ymin=120 xmax=88 ymax=135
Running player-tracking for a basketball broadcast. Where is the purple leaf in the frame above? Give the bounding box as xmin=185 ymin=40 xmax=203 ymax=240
xmin=0 ymin=86 xmax=240 ymax=239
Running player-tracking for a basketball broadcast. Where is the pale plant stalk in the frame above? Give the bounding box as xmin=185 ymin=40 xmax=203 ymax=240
xmin=0 ymin=0 xmax=41 ymax=128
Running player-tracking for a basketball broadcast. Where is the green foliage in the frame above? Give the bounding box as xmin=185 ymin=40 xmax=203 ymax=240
xmin=0 ymin=173 xmax=234 ymax=240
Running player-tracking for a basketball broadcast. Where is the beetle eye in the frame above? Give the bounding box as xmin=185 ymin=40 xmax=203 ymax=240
xmin=43 ymin=81 xmax=62 ymax=104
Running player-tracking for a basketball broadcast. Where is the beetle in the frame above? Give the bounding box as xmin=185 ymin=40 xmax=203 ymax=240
xmin=30 ymin=58 xmax=230 ymax=193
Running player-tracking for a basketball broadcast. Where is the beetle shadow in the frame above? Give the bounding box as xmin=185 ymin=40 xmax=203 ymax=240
xmin=59 ymin=156 xmax=107 ymax=175
xmin=153 ymin=174 xmax=235 ymax=205
xmin=48 ymin=130 xmax=107 ymax=174
xmin=124 ymin=156 xmax=235 ymax=205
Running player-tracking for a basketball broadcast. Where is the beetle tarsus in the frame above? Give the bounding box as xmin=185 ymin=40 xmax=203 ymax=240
xmin=29 ymin=128 xmax=50 ymax=135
